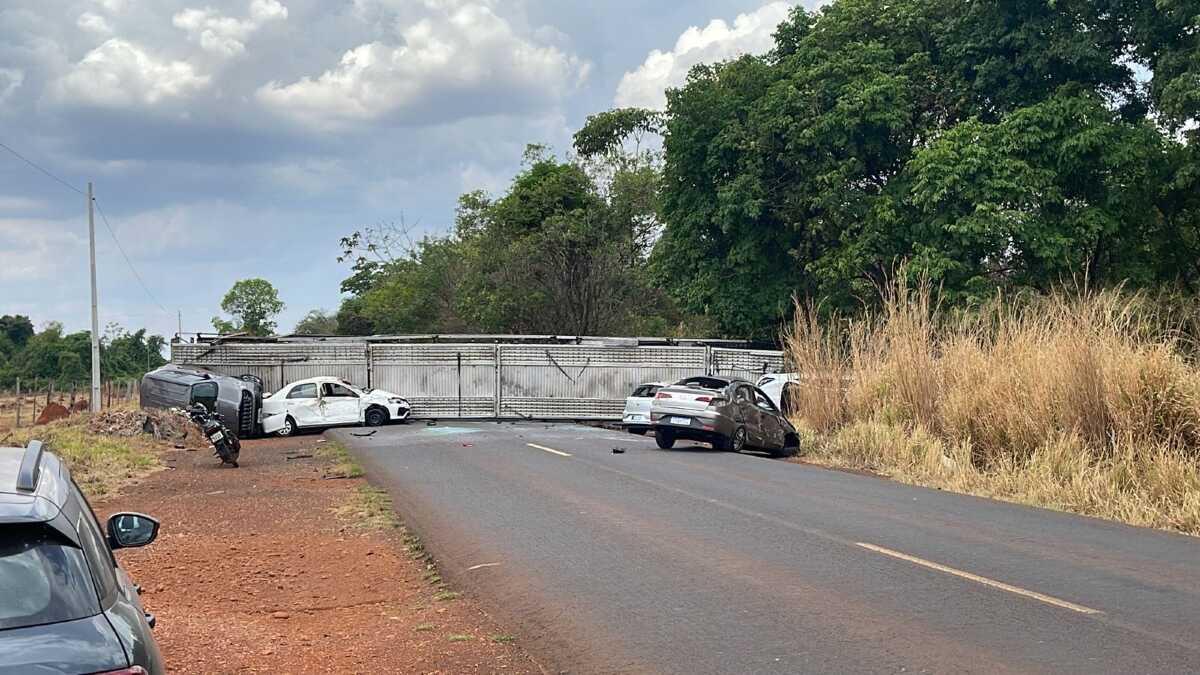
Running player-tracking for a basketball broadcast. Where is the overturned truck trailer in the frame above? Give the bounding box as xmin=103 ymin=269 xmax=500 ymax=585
xmin=170 ymin=335 xmax=785 ymax=421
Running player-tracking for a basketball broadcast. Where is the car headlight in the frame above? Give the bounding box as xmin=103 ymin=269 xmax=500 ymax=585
xmin=389 ymin=397 xmax=410 ymax=406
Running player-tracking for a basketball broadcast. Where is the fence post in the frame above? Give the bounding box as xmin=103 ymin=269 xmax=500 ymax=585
xmin=494 ymin=343 xmax=502 ymax=418
xmin=365 ymin=343 xmax=373 ymax=389
xmin=14 ymin=378 xmax=20 ymax=428
xmin=47 ymin=379 xmax=54 ymax=405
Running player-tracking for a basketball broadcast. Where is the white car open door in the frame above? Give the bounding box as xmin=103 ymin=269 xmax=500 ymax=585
xmin=320 ymin=382 xmax=362 ymax=425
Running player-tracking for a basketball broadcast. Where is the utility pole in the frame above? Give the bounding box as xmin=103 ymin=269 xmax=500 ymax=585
xmin=178 ymin=309 xmax=182 ymax=338
xmin=88 ymin=182 xmax=101 ymax=413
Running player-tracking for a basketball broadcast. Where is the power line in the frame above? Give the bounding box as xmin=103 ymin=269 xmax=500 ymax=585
xmin=0 ymin=137 xmax=175 ymax=322
xmin=93 ymin=199 xmax=173 ymax=318
xmin=0 ymin=139 xmax=85 ymax=196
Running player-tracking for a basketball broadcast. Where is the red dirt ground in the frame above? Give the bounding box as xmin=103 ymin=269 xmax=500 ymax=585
xmin=97 ymin=435 xmax=542 ymax=674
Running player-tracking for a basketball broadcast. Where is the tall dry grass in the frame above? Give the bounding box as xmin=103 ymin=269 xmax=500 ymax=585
xmin=784 ymin=276 xmax=1200 ymax=534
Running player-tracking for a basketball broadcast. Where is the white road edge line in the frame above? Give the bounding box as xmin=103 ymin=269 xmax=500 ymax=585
xmin=856 ymin=542 xmax=1102 ymax=615
xmin=527 ymin=443 xmax=572 ymax=457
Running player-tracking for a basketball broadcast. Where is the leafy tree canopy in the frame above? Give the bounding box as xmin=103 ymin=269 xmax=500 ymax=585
xmin=212 ymin=278 xmax=285 ymax=336
xmin=293 ymin=309 xmax=340 ymax=336
xmin=650 ymin=0 xmax=1200 ymax=338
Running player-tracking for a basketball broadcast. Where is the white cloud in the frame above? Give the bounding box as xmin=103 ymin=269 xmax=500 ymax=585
xmin=0 ymin=68 xmax=23 ymax=102
xmin=614 ymin=1 xmax=794 ymax=109
xmin=77 ymin=12 xmax=114 ymax=35
xmin=256 ymin=2 xmax=588 ymax=129
xmin=97 ymin=0 xmax=128 ymax=12
xmin=173 ymin=0 xmax=289 ymax=58
xmin=0 ymin=218 xmax=86 ymax=282
xmin=0 ymin=196 xmax=47 ymax=212
xmin=52 ymin=38 xmax=211 ymax=107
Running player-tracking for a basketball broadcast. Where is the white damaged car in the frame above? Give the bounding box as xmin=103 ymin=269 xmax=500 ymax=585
xmin=261 ymin=376 xmax=412 ymax=436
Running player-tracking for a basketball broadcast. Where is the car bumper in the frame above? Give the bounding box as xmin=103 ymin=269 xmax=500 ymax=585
xmin=388 ymin=403 xmax=412 ymax=420
xmin=651 ymin=410 xmax=736 ymax=438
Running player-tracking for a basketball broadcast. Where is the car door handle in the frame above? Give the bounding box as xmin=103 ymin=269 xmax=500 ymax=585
xmin=145 ymin=612 xmax=156 ymax=630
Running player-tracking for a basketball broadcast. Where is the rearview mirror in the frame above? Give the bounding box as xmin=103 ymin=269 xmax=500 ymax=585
xmin=107 ymin=513 xmax=160 ymax=549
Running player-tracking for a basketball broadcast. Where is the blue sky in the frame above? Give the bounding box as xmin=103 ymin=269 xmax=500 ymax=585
xmin=0 ymin=0 xmax=815 ymax=338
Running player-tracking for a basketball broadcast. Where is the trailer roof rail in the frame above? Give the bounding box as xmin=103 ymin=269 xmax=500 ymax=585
xmin=16 ymin=440 xmax=45 ymax=493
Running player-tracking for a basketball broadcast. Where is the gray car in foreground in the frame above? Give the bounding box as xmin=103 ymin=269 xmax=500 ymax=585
xmin=0 ymin=441 xmax=164 ymax=675
xmin=649 ymin=376 xmax=800 ymax=456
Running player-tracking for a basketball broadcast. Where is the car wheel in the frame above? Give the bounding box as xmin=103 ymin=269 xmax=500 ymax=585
xmin=277 ymin=416 xmax=297 ymax=437
xmin=715 ymin=425 xmax=744 ymax=451
xmin=655 ymin=429 xmax=676 ymax=449
xmin=771 ymin=433 xmax=800 ymax=458
xmin=629 ymin=428 xmax=647 ymax=436
xmin=365 ymin=407 xmax=389 ymax=427
xmin=727 ymin=426 xmax=747 ymax=452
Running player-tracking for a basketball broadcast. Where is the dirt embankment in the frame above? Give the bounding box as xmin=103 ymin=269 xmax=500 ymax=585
xmin=98 ymin=435 xmax=540 ymax=674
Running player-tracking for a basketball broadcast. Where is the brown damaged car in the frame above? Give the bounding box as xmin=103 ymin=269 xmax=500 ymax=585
xmin=649 ymin=376 xmax=800 ymax=457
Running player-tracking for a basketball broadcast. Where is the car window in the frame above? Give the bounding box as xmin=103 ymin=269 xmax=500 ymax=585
xmin=0 ymin=525 xmax=100 ymax=630
xmin=287 ymin=383 xmax=317 ymax=399
xmin=676 ymin=377 xmax=729 ymax=391
xmin=191 ymin=381 xmax=218 ymax=411
xmin=72 ymin=484 xmax=119 ymax=603
xmin=754 ymin=389 xmax=778 ymax=412
xmin=323 ymin=383 xmax=358 ymax=398
xmin=734 ymin=386 xmax=752 ymax=403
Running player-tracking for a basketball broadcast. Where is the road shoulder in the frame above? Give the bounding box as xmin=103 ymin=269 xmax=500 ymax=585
xmin=97 ymin=433 xmax=540 ymax=674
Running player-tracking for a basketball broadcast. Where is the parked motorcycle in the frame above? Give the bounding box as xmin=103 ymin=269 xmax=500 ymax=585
xmin=185 ymin=403 xmax=241 ymax=467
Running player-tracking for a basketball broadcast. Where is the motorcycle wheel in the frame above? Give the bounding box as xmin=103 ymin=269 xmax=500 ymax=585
xmin=215 ymin=442 xmax=240 ymax=468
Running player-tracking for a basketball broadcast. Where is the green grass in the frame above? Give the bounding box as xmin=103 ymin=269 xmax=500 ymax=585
xmin=334 ymin=486 xmax=400 ymax=531
xmin=9 ymin=419 xmax=161 ymax=499
xmin=319 ymin=441 xmax=365 ymax=478
xmin=491 ymin=634 xmax=517 ymax=644
xmin=414 ymin=623 xmax=436 ymax=632
xmin=447 ymin=634 xmax=474 ymax=642
xmin=433 ymin=590 xmax=460 ymax=602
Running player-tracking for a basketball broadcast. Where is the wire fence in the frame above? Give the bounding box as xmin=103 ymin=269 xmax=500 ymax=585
xmin=0 ymin=377 xmax=140 ymax=430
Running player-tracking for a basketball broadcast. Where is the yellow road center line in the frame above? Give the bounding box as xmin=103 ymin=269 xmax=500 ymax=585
xmin=856 ymin=542 xmax=1101 ymax=615
xmin=527 ymin=443 xmax=572 ymax=457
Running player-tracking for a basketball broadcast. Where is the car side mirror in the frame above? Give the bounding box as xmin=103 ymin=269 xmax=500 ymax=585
xmin=107 ymin=513 xmax=160 ymax=549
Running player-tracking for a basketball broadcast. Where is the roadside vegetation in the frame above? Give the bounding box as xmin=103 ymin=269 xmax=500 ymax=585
xmin=6 ymin=413 xmax=162 ymax=498
xmin=785 ymin=276 xmax=1200 ymax=534
xmin=318 ymin=441 xmax=365 ymax=479
xmin=0 ymin=315 xmax=166 ymax=390
xmin=334 ymin=484 xmax=399 ymax=531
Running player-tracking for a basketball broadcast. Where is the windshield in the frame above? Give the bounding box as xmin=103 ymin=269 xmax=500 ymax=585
xmin=675 ymin=377 xmax=729 ymax=391
xmin=0 ymin=525 xmax=100 ymax=631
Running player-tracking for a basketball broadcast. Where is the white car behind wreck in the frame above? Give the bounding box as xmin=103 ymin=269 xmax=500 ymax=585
xmin=261 ymin=376 xmax=411 ymax=436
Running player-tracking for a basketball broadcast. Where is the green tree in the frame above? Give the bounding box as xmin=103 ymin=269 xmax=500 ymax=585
xmin=648 ymin=0 xmax=1200 ymax=337
xmin=0 ymin=315 xmax=34 ymax=352
xmin=294 ymin=309 xmax=340 ymax=335
xmin=337 ymin=145 xmax=685 ymax=336
xmin=212 ymin=278 xmax=285 ymax=336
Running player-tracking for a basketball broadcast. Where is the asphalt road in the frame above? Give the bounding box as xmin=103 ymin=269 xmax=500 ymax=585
xmin=332 ymin=422 xmax=1200 ymax=674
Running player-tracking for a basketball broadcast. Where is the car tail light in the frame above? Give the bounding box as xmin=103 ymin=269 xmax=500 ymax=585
xmin=695 ymin=396 xmax=712 ymax=403
xmin=655 ymin=392 xmax=672 ymax=399
xmin=94 ymin=668 xmax=148 ymax=675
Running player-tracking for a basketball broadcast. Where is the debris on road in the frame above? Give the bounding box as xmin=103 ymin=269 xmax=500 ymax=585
xmin=86 ymin=408 xmax=205 ymax=448
xmin=351 ymin=430 xmax=377 ymax=437
xmin=612 ymin=447 xmax=626 ymax=454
